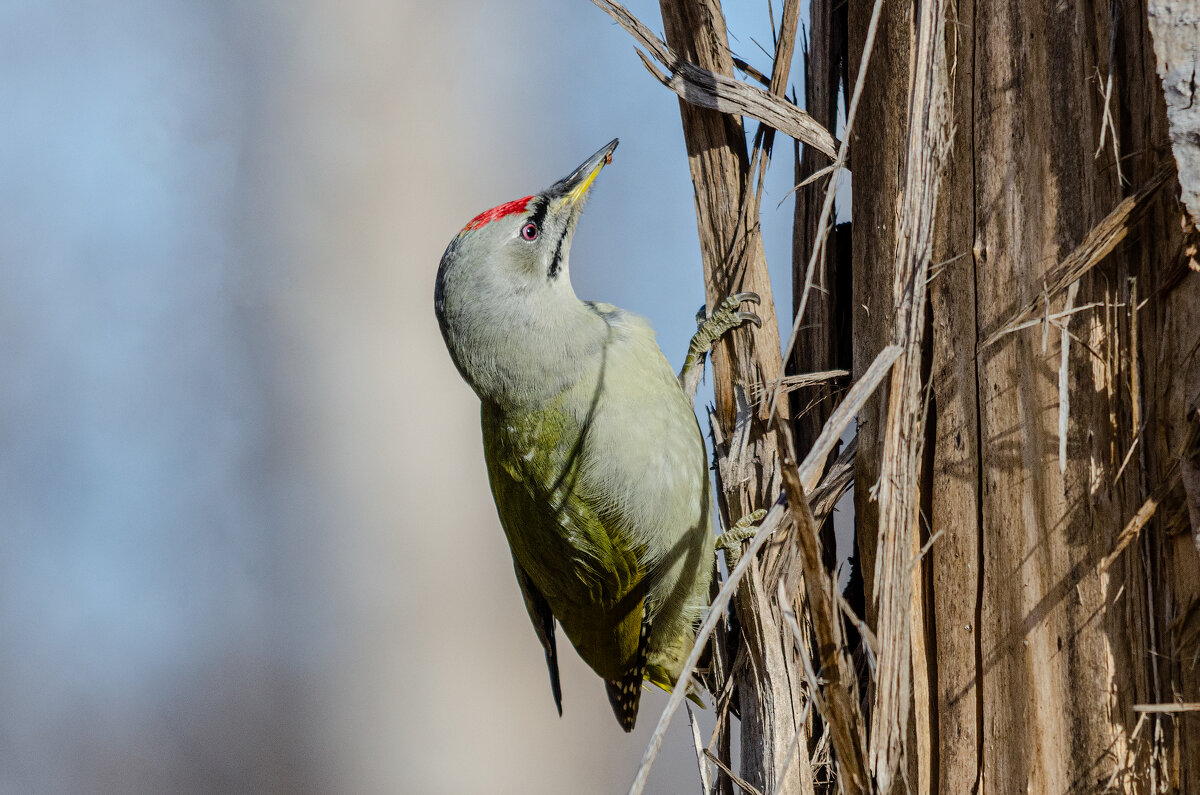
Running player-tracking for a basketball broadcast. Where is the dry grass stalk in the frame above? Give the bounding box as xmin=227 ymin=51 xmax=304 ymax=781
xmin=687 ymin=705 xmax=711 ymax=794
xmin=867 ymin=0 xmax=952 ymax=788
xmin=704 ymin=749 xmax=765 ymax=795
xmin=980 ymin=162 xmax=1172 ymax=349
xmin=752 ymin=369 xmax=850 ymax=402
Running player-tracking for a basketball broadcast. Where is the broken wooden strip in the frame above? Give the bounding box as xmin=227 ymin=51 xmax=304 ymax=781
xmin=806 ymin=436 xmax=857 ymax=523
xmin=1101 ymin=487 xmax=1168 ymax=571
xmin=777 ymin=462 xmax=870 ymax=791
xmin=686 ymin=705 xmax=711 ymax=794
xmin=587 ymin=0 xmax=671 ymax=63
xmin=770 ymin=697 xmax=815 ymax=795
xmin=633 ymin=52 xmax=840 ymax=160
xmin=981 ymin=163 xmax=1172 ymax=350
xmin=1102 ymin=418 xmax=1198 ymax=570
xmin=798 ymin=344 xmax=901 ymax=493
xmin=590 ymin=0 xmax=838 ymax=158
xmin=732 ymin=56 xmax=771 ymax=89
xmin=705 ymin=749 xmax=765 ymax=795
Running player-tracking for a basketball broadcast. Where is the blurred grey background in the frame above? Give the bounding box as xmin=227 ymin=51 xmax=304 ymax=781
xmin=0 ymin=1 xmax=821 ymax=792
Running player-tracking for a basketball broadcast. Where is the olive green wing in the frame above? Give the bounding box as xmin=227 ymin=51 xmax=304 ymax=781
xmin=512 ymin=562 xmax=562 ymax=715
xmin=480 ymin=400 xmax=647 ymax=712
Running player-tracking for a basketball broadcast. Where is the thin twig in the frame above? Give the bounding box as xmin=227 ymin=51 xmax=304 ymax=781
xmin=752 ymin=369 xmax=850 ymax=401
xmin=705 ymin=750 xmax=766 ymax=795
xmin=1132 ymin=703 xmax=1200 ymax=713
xmin=1100 ymin=489 xmax=1166 ymax=571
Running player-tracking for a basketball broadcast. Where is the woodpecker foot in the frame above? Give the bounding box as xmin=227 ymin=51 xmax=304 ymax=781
xmin=678 ymin=292 xmax=762 ymax=404
xmin=716 ymin=508 xmax=768 ymax=570
xmin=694 ymin=292 xmax=762 ymax=352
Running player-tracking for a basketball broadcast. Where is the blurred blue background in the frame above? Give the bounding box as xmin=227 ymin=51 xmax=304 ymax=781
xmin=0 ymin=1 xmax=832 ymax=792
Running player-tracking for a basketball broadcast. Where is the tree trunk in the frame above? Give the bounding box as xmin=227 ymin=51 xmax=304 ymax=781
xmin=846 ymin=0 xmax=1200 ymax=790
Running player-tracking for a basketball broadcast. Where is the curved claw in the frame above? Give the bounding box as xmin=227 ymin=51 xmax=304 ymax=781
xmin=734 ymin=311 xmax=762 ymax=328
xmin=731 ymin=291 xmax=761 ymax=306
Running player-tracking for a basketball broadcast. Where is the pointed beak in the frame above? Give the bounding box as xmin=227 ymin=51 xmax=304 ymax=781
xmin=546 ymin=139 xmax=619 ymax=208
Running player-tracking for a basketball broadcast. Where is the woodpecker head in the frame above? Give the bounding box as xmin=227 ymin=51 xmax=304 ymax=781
xmin=434 ymin=139 xmax=619 ymax=404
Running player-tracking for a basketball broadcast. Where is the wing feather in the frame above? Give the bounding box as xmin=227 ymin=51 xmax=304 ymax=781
xmin=513 ymin=563 xmax=562 ymax=715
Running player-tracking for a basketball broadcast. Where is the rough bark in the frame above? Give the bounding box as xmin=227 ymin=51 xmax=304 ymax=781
xmin=846 ymin=0 xmax=1200 ymax=790
xmin=848 ymin=0 xmax=913 ymax=630
xmin=925 ymin=0 xmax=984 ymax=789
xmin=1146 ymin=0 xmax=1200 ymax=225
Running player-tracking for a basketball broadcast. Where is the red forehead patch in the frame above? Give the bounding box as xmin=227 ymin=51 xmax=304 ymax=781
xmin=461 ymin=196 xmax=534 ymax=232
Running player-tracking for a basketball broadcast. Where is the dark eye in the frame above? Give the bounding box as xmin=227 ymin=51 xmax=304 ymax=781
xmin=520 ymin=222 xmax=539 ymax=241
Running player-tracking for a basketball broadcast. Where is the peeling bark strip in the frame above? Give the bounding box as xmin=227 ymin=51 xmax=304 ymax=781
xmin=589 ymin=0 xmax=838 ymax=159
